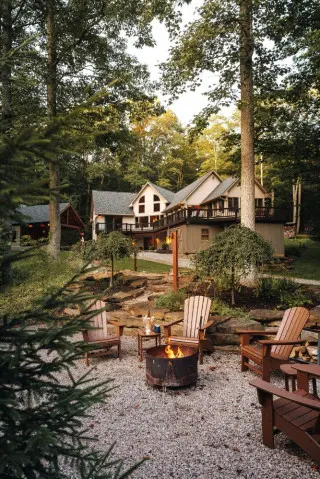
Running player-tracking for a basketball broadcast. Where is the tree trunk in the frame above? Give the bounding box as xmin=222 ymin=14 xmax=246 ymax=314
xmin=110 ymin=256 xmax=114 ymax=287
xmin=231 ymin=266 xmax=235 ymax=305
xmin=1 ymin=0 xmax=12 ymax=134
xmin=296 ymin=179 xmax=301 ymax=234
xmin=0 ymin=0 xmax=13 ymax=283
xmin=239 ymin=0 xmax=255 ymax=231
xmin=46 ymin=0 xmax=61 ymax=260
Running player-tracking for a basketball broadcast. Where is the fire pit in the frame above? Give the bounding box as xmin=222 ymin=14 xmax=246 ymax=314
xmin=146 ymin=345 xmax=198 ymax=387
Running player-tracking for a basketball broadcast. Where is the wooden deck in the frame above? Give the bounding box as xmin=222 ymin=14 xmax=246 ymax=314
xmin=96 ymin=207 xmax=289 ymax=235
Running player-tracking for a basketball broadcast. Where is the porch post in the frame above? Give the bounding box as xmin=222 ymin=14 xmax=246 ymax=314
xmin=172 ymin=230 xmax=179 ymax=291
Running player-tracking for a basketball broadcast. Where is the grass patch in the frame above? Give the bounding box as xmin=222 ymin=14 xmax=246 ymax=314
xmin=282 ymin=237 xmax=320 ymax=281
xmin=0 ymin=250 xmax=79 ymax=316
xmin=114 ymin=257 xmax=171 ymax=273
xmin=0 ymin=251 xmax=171 ymax=317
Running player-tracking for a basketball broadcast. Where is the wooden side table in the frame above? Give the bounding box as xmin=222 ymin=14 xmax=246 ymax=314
xmin=137 ymin=330 xmax=161 ymax=362
xmin=280 ymin=363 xmax=318 ymax=397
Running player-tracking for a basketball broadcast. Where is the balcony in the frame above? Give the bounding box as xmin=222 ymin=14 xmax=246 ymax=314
xmin=96 ymin=222 xmax=154 ymax=235
xmin=96 ymin=207 xmax=289 ymax=235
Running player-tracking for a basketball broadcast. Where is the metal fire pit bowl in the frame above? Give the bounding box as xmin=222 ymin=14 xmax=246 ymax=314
xmin=146 ymin=345 xmax=198 ymax=387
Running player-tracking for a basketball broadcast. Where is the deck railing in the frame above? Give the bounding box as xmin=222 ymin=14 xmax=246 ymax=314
xmin=96 ymin=222 xmax=154 ymax=235
xmin=96 ymin=207 xmax=289 ymax=235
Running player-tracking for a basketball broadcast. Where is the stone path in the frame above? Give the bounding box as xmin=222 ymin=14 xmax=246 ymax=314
xmin=138 ymin=252 xmax=320 ymax=286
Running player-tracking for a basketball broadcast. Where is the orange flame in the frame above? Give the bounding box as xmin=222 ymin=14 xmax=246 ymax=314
xmin=165 ymin=345 xmax=184 ymax=358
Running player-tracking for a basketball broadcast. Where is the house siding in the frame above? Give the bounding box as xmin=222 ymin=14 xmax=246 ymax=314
xmin=185 ymin=174 xmax=221 ymax=206
xmin=256 ymin=223 xmax=284 ymax=257
xmin=132 ymin=184 xmax=168 ymax=218
xmin=174 ymin=223 xmax=284 ymax=257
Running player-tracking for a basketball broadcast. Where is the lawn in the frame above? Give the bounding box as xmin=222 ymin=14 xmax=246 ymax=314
xmin=0 ymin=250 xmax=170 ymax=317
xmin=114 ymin=256 xmax=171 ymax=273
xmin=281 ymin=237 xmax=320 ymax=281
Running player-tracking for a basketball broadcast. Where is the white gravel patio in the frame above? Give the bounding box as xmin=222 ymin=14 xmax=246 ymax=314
xmin=68 ymin=336 xmax=319 ymax=479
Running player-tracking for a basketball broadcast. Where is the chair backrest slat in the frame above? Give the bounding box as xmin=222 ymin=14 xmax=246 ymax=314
xmin=272 ymin=307 xmax=309 ymax=358
xmin=87 ymin=299 xmax=109 ymax=341
xmin=183 ymin=296 xmax=212 ymax=338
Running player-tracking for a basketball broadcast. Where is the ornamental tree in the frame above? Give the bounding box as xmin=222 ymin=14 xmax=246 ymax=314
xmin=195 ymin=225 xmax=273 ymax=305
xmin=97 ymin=231 xmax=133 ymax=286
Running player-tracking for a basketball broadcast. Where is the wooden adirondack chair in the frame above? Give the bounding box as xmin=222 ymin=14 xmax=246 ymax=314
xmin=251 ymin=364 xmax=320 ymax=465
xmin=164 ymin=296 xmax=214 ymax=364
xmin=82 ymin=299 xmax=124 ymax=366
xmin=238 ymin=307 xmax=309 ymax=381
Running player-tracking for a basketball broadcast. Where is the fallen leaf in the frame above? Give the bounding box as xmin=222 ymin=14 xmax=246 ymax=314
xmin=208 ymin=366 xmax=216 ymax=371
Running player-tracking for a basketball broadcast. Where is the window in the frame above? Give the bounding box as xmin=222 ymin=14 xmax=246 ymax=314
xmin=228 ymin=197 xmax=239 ymax=210
xmin=255 ymin=198 xmax=263 ymax=207
xmin=201 ymin=228 xmax=209 ymax=241
xmin=153 ymin=194 xmax=160 ymax=212
xmin=138 ymin=195 xmax=145 ymax=213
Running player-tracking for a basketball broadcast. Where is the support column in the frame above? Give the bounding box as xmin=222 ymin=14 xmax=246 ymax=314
xmin=172 ymin=230 xmax=179 ymax=291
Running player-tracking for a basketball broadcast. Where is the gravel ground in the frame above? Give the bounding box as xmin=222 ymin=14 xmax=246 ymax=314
xmin=66 ymin=336 xmax=319 ymax=479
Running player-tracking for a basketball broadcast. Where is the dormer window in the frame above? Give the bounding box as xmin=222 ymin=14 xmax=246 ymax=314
xmin=139 ymin=196 xmax=145 ymax=213
xmin=154 ymin=194 xmax=160 ymax=212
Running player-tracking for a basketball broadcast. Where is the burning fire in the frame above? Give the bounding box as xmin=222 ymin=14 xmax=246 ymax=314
xmin=165 ymin=345 xmax=184 ymax=358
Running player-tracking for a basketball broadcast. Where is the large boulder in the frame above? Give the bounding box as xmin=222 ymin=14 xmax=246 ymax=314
xmin=103 ymin=287 xmax=145 ymax=303
xmin=126 ymin=301 xmax=150 ymax=317
xmin=207 ymin=316 xmax=264 ymax=346
xmin=249 ymin=309 xmax=285 ymax=323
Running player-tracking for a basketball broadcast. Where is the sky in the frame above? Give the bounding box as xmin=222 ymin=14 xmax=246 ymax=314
xmin=127 ymin=0 xmax=218 ymax=126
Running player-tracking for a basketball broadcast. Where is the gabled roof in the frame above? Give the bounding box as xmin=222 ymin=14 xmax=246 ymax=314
xmin=92 ymin=190 xmax=136 ymax=216
xmin=201 ymin=177 xmax=237 ymax=204
xmin=14 ymin=203 xmax=70 ymax=224
xmin=129 ymin=181 xmax=175 ymax=206
xmin=148 ymin=182 xmax=175 ymax=203
xmin=163 ymin=170 xmax=221 ymax=212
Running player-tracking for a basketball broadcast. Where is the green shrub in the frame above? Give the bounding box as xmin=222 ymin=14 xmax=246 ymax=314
xmin=256 ymin=277 xmax=312 ymax=308
xmin=195 ymin=225 xmax=273 ymax=305
xmin=20 ymin=235 xmax=36 ymax=246
xmin=210 ymin=298 xmax=250 ymax=319
xmin=155 ymin=289 xmax=186 ymax=311
xmin=161 ymin=242 xmax=169 ymax=250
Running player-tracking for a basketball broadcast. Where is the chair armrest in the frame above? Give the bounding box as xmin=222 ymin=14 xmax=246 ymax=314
xmin=237 ymin=329 xmax=278 ymax=335
xmin=258 ymin=339 xmax=304 ymax=346
xmin=164 ymin=318 xmax=183 ymax=338
xmin=292 ymin=364 xmax=320 ymax=378
xmin=250 ymin=378 xmax=320 ymax=411
xmin=164 ymin=318 xmax=184 ymax=328
xmin=199 ymin=319 xmax=215 ymax=331
xmin=108 ymin=321 xmax=125 ymax=336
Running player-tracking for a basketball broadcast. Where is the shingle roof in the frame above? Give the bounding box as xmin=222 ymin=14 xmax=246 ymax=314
xmin=14 ymin=203 xmax=70 ymax=224
xmin=201 ymin=177 xmax=237 ymax=204
xmin=92 ymin=190 xmax=136 ymax=216
xmin=148 ymin=182 xmax=175 ymax=203
xmin=163 ymin=171 xmax=216 ymax=212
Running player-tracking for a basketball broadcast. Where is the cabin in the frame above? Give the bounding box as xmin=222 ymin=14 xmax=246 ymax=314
xmin=91 ymin=171 xmax=287 ymax=256
xmin=12 ymin=203 xmax=84 ymax=246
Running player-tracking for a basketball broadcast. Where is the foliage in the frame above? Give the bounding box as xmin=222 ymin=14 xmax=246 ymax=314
xmin=0 ymin=251 xmax=144 ymax=477
xmin=255 ymin=277 xmax=312 ymax=309
xmin=155 ymin=289 xmax=186 ymax=311
xmin=0 ymin=250 xmax=79 ymax=317
xmin=97 ymin=232 xmax=133 ymax=262
xmin=210 ymin=298 xmax=251 ymax=320
xmin=195 ymin=225 xmax=274 ymax=304
xmin=96 ymin=232 xmax=133 ymax=286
